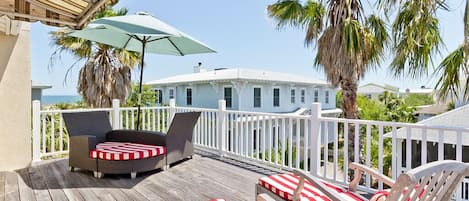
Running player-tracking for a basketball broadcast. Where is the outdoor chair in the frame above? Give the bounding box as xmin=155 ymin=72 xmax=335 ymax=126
xmin=256 ymin=160 xmax=469 ymax=201
xmin=63 ymin=111 xmax=200 ymax=179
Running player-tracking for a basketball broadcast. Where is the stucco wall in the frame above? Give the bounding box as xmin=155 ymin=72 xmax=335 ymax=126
xmin=0 ymin=23 xmax=31 ymax=171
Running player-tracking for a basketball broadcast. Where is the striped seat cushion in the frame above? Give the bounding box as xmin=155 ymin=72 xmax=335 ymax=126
xmin=258 ymin=173 xmax=363 ymax=201
xmin=89 ymin=142 xmax=166 ymax=161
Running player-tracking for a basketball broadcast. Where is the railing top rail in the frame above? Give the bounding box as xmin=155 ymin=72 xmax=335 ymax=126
xmin=226 ymin=109 xmax=310 ymax=118
xmin=320 ymin=117 xmax=469 ymax=132
xmin=119 ymin=106 xmax=170 ymax=110
xmin=173 ymin=106 xmax=218 ymax=112
xmin=40 ymin=108 xmax=113 ymax=113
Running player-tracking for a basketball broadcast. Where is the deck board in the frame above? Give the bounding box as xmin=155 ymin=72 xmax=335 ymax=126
xmin=5 ymin=152 xmax=268 ymax=201
xmin=0 ymin=172 xmax=6 ymax=201
xmin=4 ymin=172 xmax=20 ymax=201
xmin=16 ymin=169 xmax=36 ymax=201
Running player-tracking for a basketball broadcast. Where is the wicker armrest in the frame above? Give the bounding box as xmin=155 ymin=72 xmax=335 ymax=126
xmin=70 ymin=135 xmax=97 ymax=152
xmin=348 ymin=162 xmax=395 ymax=191
xmin=106 ymin=129 xmax=166 ymax=146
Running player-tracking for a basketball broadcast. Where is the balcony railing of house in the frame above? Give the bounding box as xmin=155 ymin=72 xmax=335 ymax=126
xmin=31 ymin=99 xmax=469 ymax=200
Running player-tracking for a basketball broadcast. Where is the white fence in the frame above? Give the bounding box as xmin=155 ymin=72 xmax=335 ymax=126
xmin=32 ymin=99 xmax=469 ymax=199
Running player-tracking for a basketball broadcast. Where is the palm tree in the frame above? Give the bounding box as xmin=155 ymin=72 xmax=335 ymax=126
xmin=49 ymin=7 xmax=140 ymax=108
xmin=267 ymin=0 xmax=388 ymax=164
xmin=381 ymin=0 xmax=468 ymax=102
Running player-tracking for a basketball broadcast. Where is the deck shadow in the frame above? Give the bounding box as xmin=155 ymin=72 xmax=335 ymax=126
xmin=15 ymin=158 xmax=170 ymax=190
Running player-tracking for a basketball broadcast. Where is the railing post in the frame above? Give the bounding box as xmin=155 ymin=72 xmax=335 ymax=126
xmin=32 ymin=100 xmax=41 ymax=162
xmin=112 ymin=99 xmax=121 ymax=129
xmin=217 ymin=99 xmax=226 ymax=156
xmin=169 ymin=99 xmax=176 ymax=125
xmin=310 ymin=102 xmax=321 ymax=176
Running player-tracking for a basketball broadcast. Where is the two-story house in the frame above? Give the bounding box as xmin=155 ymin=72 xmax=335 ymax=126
xmin=146 ymin=66 xmax=339 ymax=115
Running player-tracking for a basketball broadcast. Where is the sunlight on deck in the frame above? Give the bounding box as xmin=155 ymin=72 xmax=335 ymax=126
xmin=1 ymin=151 xmax=280 ymax=201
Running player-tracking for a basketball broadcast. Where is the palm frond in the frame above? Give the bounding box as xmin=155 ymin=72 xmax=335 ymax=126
xmin=363 ymin=14 xmax=389 ymax=67
xmin=302 ymin=0 xmax=325 ymax=46
xmin=434 ymin=46 xmax=468 ymax=101
xmin=267 ymin=0 xmax=305 ymax=29
xmin=390 ymin=0 xmax=443 ymax=78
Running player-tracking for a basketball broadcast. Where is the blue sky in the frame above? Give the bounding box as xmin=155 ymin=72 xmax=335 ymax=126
xmin=31 ymin=0 xmax=467 ymax=95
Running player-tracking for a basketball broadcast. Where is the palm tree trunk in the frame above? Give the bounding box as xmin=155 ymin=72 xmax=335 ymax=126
xmin=340 ymin=75 xmax=362 ymax=179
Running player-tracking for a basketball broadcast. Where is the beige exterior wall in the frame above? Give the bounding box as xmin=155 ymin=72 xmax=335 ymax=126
xmin=0 ymin=23 xmax=31 ymax=171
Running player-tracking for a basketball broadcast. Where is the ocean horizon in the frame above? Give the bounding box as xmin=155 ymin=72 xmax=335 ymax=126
xmin=42 ymin=95 xmax=82 ymax=105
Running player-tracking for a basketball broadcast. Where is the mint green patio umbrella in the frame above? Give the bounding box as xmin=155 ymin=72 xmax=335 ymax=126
xmin=69 ymin=12 xmax=215 ymax=130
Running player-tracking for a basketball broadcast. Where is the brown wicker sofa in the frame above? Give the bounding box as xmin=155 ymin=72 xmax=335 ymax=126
xmin=63 ymin=111 xmax=200 ymax=179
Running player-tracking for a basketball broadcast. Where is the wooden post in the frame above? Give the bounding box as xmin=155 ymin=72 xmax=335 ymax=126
xmin=218 ymin=99 xmax=226 ymax=156
xmin=32 ymin=100 xmax=41 ymax=162
xmin=112 ymin=99 xmax=120 ymax=129
xmin=310 ymin=103 xmax=321 ymax=176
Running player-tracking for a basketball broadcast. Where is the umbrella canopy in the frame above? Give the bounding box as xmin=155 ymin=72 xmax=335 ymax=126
xmin=68 ymin=12 xmax=215 ymax=130
xmin=69 ymin=12 xmax=215 ymax=55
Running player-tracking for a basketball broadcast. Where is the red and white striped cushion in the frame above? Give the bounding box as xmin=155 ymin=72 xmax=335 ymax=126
xmin=89 ymin=142 xmax=166 ymax=161
xmin=258 ymin=173 xmax=363 ymax=201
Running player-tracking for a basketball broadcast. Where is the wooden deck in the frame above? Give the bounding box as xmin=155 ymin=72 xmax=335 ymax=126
xmin=0 ymin=151 xmax=280 ymax=201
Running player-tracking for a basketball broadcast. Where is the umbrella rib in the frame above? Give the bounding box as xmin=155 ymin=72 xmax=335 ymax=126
xmin=167 ymin=38 xmax=185 ymax=56
xmin=122 ymin=35 xmax=133 ymax=49
xmin=147 ymin=36 xmax=169 ymax=43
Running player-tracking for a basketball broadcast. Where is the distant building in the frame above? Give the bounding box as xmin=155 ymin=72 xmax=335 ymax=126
xmin=385 ymin=104 xmax=469 ymax=170
xmin=414 ymin=104 xmax=447 ymax=121
xmin=31 ymin=81 xmax=52 ymax=103
xmin=358 ymin=83 xmax=400 ymax=99
xmin=358 ymin=83 xmax=436 ymax=101
xmin=147 ymin=64 xmax=340 ymax=115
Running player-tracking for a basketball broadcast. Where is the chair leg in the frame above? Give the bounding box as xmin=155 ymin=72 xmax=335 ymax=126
xmin=93 ymin=171 xmax=103 ymax=179
xmin=130 ymin=172 xmax=137 ymax=179
xmin=162 ymin=165 xmax=169 ymax=171
xmin=68 ymin=166 xmax=75 ymax=172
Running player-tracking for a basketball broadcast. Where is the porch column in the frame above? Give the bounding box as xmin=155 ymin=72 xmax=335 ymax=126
xmin=0 ymin=22 xmax=31 ymax=170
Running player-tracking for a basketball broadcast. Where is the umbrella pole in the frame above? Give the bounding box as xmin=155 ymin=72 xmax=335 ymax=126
xmin=136 ymin=37 xmax=147 ymax=130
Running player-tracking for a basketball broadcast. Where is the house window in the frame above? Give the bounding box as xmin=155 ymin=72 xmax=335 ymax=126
xmin=254 ymin=87 xmax=261 ymax=108
xmin=224 ymin=87 xmax=232 ymax=108
xmin=186 ymin=88 xmax=192 ymax=106
xmin=314 ymin=89 xmax=319 ymax=102
xmin=155 ymin=89 xmax=163 ymax=104
xmin=169 ymin=88 xmax=175 ymax=99
xmin=273 ymin=88 xmax=280 ymax=107
xmin=325 ymin=90 xmax=329 ymax=104
xmin=300 ymin=89 xmax=305 ymax=103
xmin=290 ymin=89 xmax=295 ymax=103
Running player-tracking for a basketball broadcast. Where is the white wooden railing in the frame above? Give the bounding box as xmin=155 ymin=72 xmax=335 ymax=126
xmin=32 ymin=99 xmax=469 ymax=200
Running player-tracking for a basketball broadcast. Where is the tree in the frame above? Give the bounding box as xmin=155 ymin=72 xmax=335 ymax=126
xmin=382 ymin=0 xmax=469 ymax=102
xmin=50 ymin=7 xmax=140 ymax=108
xmin=267 ymin=0 xmax=388 ymax=165
xmin=125 ymin=83 xmax=157 ymax=107
xmin=404 ymin=94 xmax=434 ymax=106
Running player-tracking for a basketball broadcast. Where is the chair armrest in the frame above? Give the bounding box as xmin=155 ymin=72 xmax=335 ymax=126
xmin=348 ymin=162 xmax=395 ymax=191
xmin=106 ymin=129 xmax=166 ymax=146
xmin=70 ymin=135 xmax=97 ymax=152
xmin=292 ymin=169 xmax=343 ymax=201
